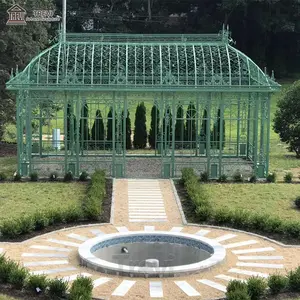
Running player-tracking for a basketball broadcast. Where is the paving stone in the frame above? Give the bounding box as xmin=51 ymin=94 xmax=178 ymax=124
xmin=116 ymin=226 xmax=129 ymax=232
xmin=215 ymin=274 xmax=246 ymax=283
xmin=214 ymin=234 xmax=237 ymax=243
xmin=232 ymin=247 xmax=275 ymax=255
xmin=150 ymin=281 xmax=163 ymax=298
xmin=47 ymin=239 xmax=80 ymax=248
xmin=22 ymin=253 xmax=68 ymax=258
xmin=61 ymin=273 xmax=92 ymax=282
xmin=228 ymin=268 xmax=269 ymax=278
xmin=30 ymin=245 xmax=71 ymax=252
xmin=67 ymin=233 xmax=88 ymax=242
xmin=111 ymin=280 xmax=136 ymax=296
xmin=144 ymin=226 xmax=155 ymax=231
xmin=30 ymin=267 xmax=77 ymax=275
xmin=236 ymin=262 xmax=284 ymax=269
xmin=197 ymin=279 xmax=227 ymax=292
xmin=93 ymin=277 xmax=112 ymax=288
xmin=224 ymin=240 xmax=258 ymax=249
xmin=24 ymin=260 xmax=69 ymax=267
xmin=238 ymin=256 xmax=284 ymax=261
xmin=195 ymin=230 xmax=210 ymax=236
xmin=174 ymin=281 xmax=201 ymax=296
xmin=90 ymin=229 xmax=105 ymax=236
xmin=170 ymin=227 xmax=183 ymax=232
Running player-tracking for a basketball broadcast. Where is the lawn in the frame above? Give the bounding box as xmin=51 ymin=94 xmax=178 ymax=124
xmin=203 ymin=183 xmax=300 ymax=222
xmin=0 ymin=182 xmax=86 ymax=223
xmin=0 ymin=157 xmax=17 ymax=177
xmin=0 ymin=295 xmax=17 ymax=300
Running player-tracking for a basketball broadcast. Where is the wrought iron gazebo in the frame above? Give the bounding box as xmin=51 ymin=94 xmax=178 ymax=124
xmin=7 ymin=29 xmax=280 ymax=179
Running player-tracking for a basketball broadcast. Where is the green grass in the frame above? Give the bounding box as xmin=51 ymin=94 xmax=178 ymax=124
xmin=0 ymin=295 xmax=18 ymax=300
xmin=0 ymin=157 xmax=17 ymax=177
xmin=203 ymin=183 xmax=300 ymax=222
xmin=0 ymin=182 xmax=86 ymax=223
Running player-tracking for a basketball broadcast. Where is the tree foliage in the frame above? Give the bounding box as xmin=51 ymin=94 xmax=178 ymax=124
xmin=79 ymin=103 xmax=90 ymax=149
xmin=149 ymin=104 xmax=160 ymax=149
xmin=91 ymin=109 xmax=104 ymax=149
xmin=211 ymin=109 xmax=225 ymax=150
xmin=133 ymin=102 xmax=147 ymax=149
xmin=274 ymin=81 xmax=300 ymax=158
xmin=200 ymin=109 xmax=208 ymax=147
xmin=122 ymin=110 xmax=132 ymax=150
xmin=162 ymin=106 xmax=172 ymax=143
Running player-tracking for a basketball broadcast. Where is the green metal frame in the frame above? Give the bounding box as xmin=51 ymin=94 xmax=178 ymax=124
xmin=7 ymin=28 xmax=280 ymax=179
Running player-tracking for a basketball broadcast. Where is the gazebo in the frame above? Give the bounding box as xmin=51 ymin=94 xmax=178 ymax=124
xmin=6 ymin=29 xmax=280 ymax=179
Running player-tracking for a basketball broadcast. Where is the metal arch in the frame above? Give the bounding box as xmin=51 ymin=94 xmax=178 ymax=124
xmin=125 ymin=44 xmax=129 ymax=85
xmin=74 ymin=44 xmax=78 ymax=80
xmin=217 ymin=45 xmax=223 ymax=83
xmin=91 ymin=43 xmax=95 ymax=85
xmin=192 ymin=45 xmax=197 ymax=86
xmin=151 ymin=44 xmax=154 ymax=85
xmin=184 ymin=44 xmax=188 ymax=86
xmin=225 ymin=44 xmax=232 ymax=86
xmin=175 ymin=44 xmax=180 ymax=85
xmin=66 ymin=43 xmax=70 ymax=81
xmin=108 ymin=43 xmax=112 ymax=84
xmin=56 ymin=43 xmax=62 ymax=84
xmin=82 ymin=43 xmax=87 ymax=84
xmin=37 ymin=55 xmax=41 ymax=85
xmin=234 ymin=46 xmax=242 ymax=86
xmin=159 ymin=44 xmax=163 ymax=85
xmin=208 ymin=45 xmax=214 ymax=78
xmin=200 ymin=45 xmax=206 ymax=84
xmin=134 ymin=44 xmax=137 ymax=85
xmin=46 ymin=48 xmax=51 ymax=84
xmin=143 ymin=44 xmax=146 ymax=85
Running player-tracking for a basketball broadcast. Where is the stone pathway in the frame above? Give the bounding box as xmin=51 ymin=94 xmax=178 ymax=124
xmin=1 ymin=179 xmax=300 ymax=299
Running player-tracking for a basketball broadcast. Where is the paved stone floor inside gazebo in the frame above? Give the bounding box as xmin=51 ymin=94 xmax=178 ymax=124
xmin=1 ymin=179 xmax=300 ymax=299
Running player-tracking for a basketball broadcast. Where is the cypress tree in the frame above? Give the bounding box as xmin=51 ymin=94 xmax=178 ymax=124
xmin=200 ymin=109 xmax=208 ymax=148
xmin=211 ymin=109 xmax=225 ymax=150
xmin=66 ymin=104 xmax=76 ymax=151
xmin=91 ymin=109 xmax=104 ymax=149
xmin=175 ymin=105 xmax=184 ymax=149
xmin=121 ymin=110 xmax=132 ymax=150
xmin=185 ymin=102 xmax=196 ymax=148
xmin=79 ymin=103 xmax=90 ymax=150
xmin=162 ymin=106 xmax=172 ymax=144
xmin=149 ymin=104 xmax=160 ymax=149
xmin=133 ymin=102 xmax=147 ymax=149
xmin=106 ymin=107 xmax=113 ymax=149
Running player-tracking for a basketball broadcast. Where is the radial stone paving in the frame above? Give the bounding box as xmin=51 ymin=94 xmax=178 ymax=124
xmin=1 ymin=179 xmax=300 ymax=299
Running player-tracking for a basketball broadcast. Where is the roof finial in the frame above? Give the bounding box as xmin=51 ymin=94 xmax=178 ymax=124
xmin=264 ymin=67 xmax=267 ymax=74
xmin=10 ymin=68 xmax=14 ymax=79
xmin=16 ymin=65 xmax=19 ymax=75
xmin=271 ymin=70 xmax=275 ymax=80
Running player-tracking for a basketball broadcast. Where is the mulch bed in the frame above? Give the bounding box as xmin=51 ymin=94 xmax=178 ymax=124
xmin=0 ymin=179 xmax=112 ymax=243
xmin=0 ymin=142 xmax=17 ymax=157
xmin=174 ymin=180 xmax=300 ymax=246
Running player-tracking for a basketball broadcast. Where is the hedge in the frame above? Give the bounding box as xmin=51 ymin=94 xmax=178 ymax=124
xmin=0 ymin=170 xmax=106 ymax=239
xmin=181 ymin=168 xmax=300 ymax=240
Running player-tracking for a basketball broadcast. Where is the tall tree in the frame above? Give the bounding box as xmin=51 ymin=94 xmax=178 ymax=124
xmin=121 ymin=110 xmax=132 ymax=150
xmin=162 ymin=106 xmax=172 ymax=144
xmin=106 ymin=107 xmax=113 ymax=149
xmin=66 ymin=104 xmax=77 ymax=151
xmin=211 ymin=109 xmax=225 ymax=150
xmin=175 ymin=105 xmax=184 ymax=149
xmin=133 ymin=102 xmax=147 ymax=149
xmin=148 ymin=104 xmax=160 ymax=149
xmin=91 ymin=109 xmax=104 ymax=149
xmin=79 ymin=103 xmax=90 ymax=150
xmin=185 ymin=102 xmax=196 ymax=148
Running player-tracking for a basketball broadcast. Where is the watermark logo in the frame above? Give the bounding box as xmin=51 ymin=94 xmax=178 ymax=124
xmin=6 ymin=4 xmax=26 ymax=25
xmin=7 ymin=4 xmax=61 ymax=25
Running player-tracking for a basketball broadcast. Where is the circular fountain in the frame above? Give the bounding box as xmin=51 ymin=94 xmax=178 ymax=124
xmin=78 ymin=231 xmax=226 ymax=278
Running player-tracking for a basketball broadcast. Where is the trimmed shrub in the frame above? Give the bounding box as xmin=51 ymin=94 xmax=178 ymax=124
xmin=284 ymin=172 xmax=293 ymax=183
xmin=0 ymin=258 xmax=16 ymax=283
xmin=214 ymin=208 xmax=232 ymax=225
xmin=0 ymin=219 xmax=21 ymax=238
xmin=79 ymin=171 xmax=89 ymax=181
xmin=233 ymin=171 xmax=243 ymax=182
xmin=247 ymin=277 xmax=267 ymax=300
xmin=29 ymin=172 xmax=38 ymax=182
xmin=226 ymin=279 xmax=248 ymax=293
xmin=0 ymin=172 xmax=7 ymax=181
xmin=82 ymin=169 xmax=106 ymax=220
xmin=231 ymin=209 xmax=251 ymax=229
xmin=226 ymin=289 xmax=251 ymax=300
xmin=49 ymin=172 xmax=58 ymax=181
xmin=200 ymin=171 xmax=209 ymax=182
xmin=263 ymin=217 xmax=284 ymax=234
xmin=250 ymin=214 xmax=269 ymax=232
xmin=69 ymin=276 xmax=93 ymax=300
xmin=266 ymin=172 xmax=276 ymax=183
xmin=181 ymin=168 xmax=196 ymax=184
xmin=249 ymin=175 xmax=257 ymax=183
xmin=218 ymin=174 xmax=228 ymax=183
xmin=268 ymin=274 xmax=288 ymax=294
xmin=287 ymin=267 xmax=300 ymax=292
xmin=18 ymin=215 xmax=35 ymax=235
xmin=283 ymin=221 xmax=300 ymax=239
xmin=294 ymin=196 xmax=300 ymax=209
xmin=47 ymin=209 xmax=65 ymax=225
xmin=64 ymin=206 xmax=82 ymax=223
xmin=8 ymin=263 xmax=28 ymax=289
xmin=48 ymin=278 xmax=68 ymax=299
xmin=26 ymin=274 xmax=48 ymax=293
xmin=64 ymin=171 xmax=74 ymax=182
xmin=195 ymin=205 xmax=213 ymax=222
xmin=33 ymin=212 xmax=50 ymax=230
xmin=13 ymin=172 xmax=22 ymax=182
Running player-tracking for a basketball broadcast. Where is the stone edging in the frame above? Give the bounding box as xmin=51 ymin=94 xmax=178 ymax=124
xmin=110 ymin=178 xmax=116 ymax=224
xmin=170 ymin=179 xmax=187 ymax=225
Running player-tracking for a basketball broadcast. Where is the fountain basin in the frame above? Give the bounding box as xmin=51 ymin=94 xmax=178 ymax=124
xmin=78 ymin=231 xmax=226 ymax=278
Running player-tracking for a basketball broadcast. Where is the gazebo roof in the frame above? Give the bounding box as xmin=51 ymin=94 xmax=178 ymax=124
xmin=7 ymin=31 xmax=280 ymax=92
